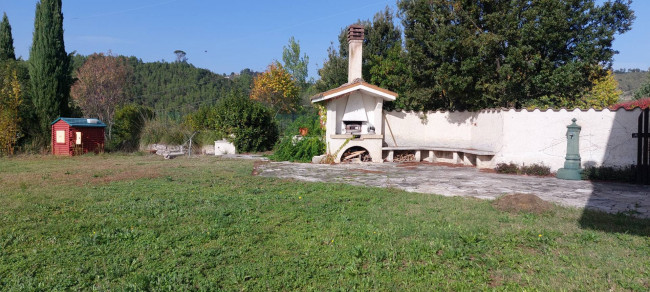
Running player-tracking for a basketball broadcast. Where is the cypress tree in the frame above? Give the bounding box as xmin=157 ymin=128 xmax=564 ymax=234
xmin=0 ymin=12 xmax=16 ymax=61
xmin=29 ymin=0 xmax=72 ymax=138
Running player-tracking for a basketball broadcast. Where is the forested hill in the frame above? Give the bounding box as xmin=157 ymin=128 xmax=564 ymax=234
xmin=71 ymin=54 xmax=259 ymax=118
xmin=614 ymin=70 xmax=649 ymax=101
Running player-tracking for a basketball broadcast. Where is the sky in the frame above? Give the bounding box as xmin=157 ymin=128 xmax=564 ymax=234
xmin=0 ymin=0 xmax=648 ymax=79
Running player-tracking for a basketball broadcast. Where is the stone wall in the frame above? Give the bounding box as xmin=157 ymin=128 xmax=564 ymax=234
xmin=383 ymin=108 xmax=642 ymax=171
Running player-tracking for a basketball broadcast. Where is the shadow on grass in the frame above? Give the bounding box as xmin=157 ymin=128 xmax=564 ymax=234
xmin=577 ymin=171 xmax=650 ymax=236
xmin=577 ymin=108 xmax=650 ymax=236
xmin=579 ymin=208 xmax=650 ymax=237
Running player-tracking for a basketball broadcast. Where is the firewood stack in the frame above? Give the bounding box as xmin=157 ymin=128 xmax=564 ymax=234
xmin=393 ymin=153 xmax=415 ymax=162
xmin=342 ymin=149 xmax=371 ymax=163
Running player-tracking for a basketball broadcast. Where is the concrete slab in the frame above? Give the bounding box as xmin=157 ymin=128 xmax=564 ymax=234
xmin=258 ymin=162 xmax=650 ymax=218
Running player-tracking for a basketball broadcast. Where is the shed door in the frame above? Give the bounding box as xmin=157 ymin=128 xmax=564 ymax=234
xmin=76 ymin=132 xmax=82 ymax=145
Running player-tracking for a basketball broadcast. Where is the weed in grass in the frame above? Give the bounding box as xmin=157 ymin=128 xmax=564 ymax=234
xmin=577 ymin=231 xmax=600 ymax=243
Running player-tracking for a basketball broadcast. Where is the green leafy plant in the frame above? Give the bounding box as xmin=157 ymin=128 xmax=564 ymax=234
xmin=496 ymin=163 xmax=551 ymax=176
xmin=495 ymin=163 xmax=519 ymax=174
xmin=521 ymin=164 xmax=552 ymax=176
xmin=282 ymin=112 xmax=324 ymax=137
xmin=270 ymin=136 xmax=325 ymax=162
xmin=581 ymin=165 xmax=636 ymax=183
xmin=213 ymin=93 xmax=278 ymax=152
xmin=110 ymin=104 xmax=154 ymax=151
xmin=184 ymin=106 xmax=225 ymax=148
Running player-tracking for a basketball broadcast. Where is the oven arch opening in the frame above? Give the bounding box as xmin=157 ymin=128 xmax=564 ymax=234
xmin=340 ymin=146 xmax=371 ymax=162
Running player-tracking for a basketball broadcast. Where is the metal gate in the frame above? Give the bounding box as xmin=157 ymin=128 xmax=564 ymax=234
xmin=633 ymin=108 xmax=650 ymax=184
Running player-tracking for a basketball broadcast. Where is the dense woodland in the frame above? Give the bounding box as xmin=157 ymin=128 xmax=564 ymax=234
xmin=71 ymin=54 xmax=259 ymax=118
xmin=317 ymin=1 xmax=636 ymax=111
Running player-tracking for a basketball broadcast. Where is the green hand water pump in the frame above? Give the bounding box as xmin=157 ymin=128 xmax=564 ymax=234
xmin=556 ymin=118 xmax=582 ymax=180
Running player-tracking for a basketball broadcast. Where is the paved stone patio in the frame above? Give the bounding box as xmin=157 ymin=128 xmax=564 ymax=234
xmin=258 ymin=162 xmax=650 ymax=218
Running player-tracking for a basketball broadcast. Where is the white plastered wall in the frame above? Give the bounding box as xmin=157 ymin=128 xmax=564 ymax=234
xmin=382 ymin=108 xmax=641 ymax=171
xmin=383 ymin=111 xmax=475 ymax=148
xmin=498 ymin=108 xmax=639 ymax=170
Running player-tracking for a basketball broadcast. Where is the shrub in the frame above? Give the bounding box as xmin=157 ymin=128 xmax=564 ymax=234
xmin=213 ymin=94 xmax=278 ymax=152
xmin=495 ymin=162 xmax=551 ymax=176
xmin=185 ymin=106 xmax=218 ymax=132
xmin=276 ymin=108 xmax=324 ymax=137
xmin=581 ymin=165 xmax=636 ymax=183
xmin=270 ymin=112 xmax=326 ymax=162
xmin=271 ymin=136 xmax=325 ymax=162
xmin=521 ymin=163 xmax=551 ymax=176
xmin=140 ymin=118 xmax=189 ymax=146
xmin=495 ymin=163 xmax=519 ymax=174
xmin=184 ymin=106 xmax=225 ymax=148
xmin=183 ymin=94 xmax=278 ymax=152
xmin=634 ymin=77 xmax=650 ymax=100
xmin=286 ymin=112 xmax=324 ymax=137
xmin=110 ymin=104 xmax=154 ymax=151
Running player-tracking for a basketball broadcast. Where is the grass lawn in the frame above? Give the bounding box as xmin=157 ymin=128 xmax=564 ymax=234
xmin=0 ymin=154 xmax=649 ymax=290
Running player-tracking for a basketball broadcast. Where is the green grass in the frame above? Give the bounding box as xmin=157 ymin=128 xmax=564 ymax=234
xmin=0 ymin=155 xmax=649 ymax=290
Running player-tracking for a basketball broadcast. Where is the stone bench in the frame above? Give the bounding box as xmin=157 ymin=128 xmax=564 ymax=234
xmin=382 ymin=146 xmax=496 ymax=169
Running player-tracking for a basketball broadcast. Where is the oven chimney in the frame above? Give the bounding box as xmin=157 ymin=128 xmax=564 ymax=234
xmin=347 ymin=25 xmax=364 ymax=83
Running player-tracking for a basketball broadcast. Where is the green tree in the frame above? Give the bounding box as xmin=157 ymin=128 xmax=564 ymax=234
xmin=398 ymin=0 xmax=634 ymax=111
xmin=174 ymin=50 xmax=187 ymax=63
xmin=282 ymin=37 xmax=309 ymax=87
xmin=234 ymin=68 xmax=257 ymax=95
xmin=634 ymin=74 xmax=650 ymax=100
xmin=29 ymin=0 xmax=73 ymax=140
xmin=364 ymin=8 xmax=411 ymax=109
xmin=364 ymin=8 xmax=401 ymax=77
xmin=315 ymin=44 xmax=347 ymax=92
xmin=184 ymin=105 xmax=226 ymax=147
xmin=0 ymin=12 xmax=16 ymax=61
xmin=315 ymin=8 xmax=407 ymax=97
xmin=111 ymin=104 xmax=154 ymax=151
xmin=214 ymin=93 xmax=278 ymax=152
xmin=580 ymin=70 xmax=621 ymax=109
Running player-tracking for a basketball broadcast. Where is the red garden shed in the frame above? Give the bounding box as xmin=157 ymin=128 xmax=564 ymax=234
xmin=51 ymin=117 xmax=106 ymax=156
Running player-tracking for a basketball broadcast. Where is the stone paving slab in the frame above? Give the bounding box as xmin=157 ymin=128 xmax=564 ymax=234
xmin=258 ymin=162 xmax=650 ymax=218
